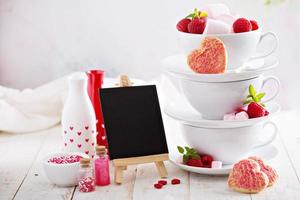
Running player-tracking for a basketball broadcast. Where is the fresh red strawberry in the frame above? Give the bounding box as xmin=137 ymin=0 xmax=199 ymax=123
xmin=233 ymin=18 xmax=252 ymax=33
xmin=264 ymin=109 xmax=269 ymax=116
xmin=188 ymin=18 xmax=207 ymax=34
xmin=247 ymin=102 xmax=267 ymax=118
xmin=186 ymin=158 xmax=203 ymax=167
xmin=201 ymin=155 xmax=213 ymax=168
xmin=250 ymin=20 xmax=259 ymax=31
xmin=176 ymin=18 xmax=191 ymax=33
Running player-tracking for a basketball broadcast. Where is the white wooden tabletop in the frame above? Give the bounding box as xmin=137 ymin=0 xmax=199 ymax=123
xmin=1 ymin=111 xmax=300 ymax=200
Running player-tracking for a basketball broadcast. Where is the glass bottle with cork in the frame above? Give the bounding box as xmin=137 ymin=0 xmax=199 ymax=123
xmin=94 ymin=145 xmax=110 ymax=186
xmin=78 ymin=158 xmax=95 ymax=192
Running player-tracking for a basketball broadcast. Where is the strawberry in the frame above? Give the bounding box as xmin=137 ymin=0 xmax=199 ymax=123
xmin=188 ymin=18 xmax=207 ymax=34
xmin=201 ymin=155 xmax=214 ymax=168
xmin=247 ymin=102 xmax=266 ymax=118
xmin=187 ymin=158 xmax=203 ymax=167
xmin=264 ymin=109 xmax=269 ymax=116
xmin=176 ymin=18 xmax=191 ymax=33
xmin=250 ymin=20 xmax=259 ymax=31
xmin=233 ymin=18 xmax=252 ymax=33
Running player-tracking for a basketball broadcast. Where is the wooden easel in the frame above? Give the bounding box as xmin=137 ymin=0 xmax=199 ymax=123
xmin=113 ymin=153 xmax=169 ymax=184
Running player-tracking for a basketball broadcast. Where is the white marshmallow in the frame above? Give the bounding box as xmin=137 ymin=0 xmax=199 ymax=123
xmin=204 ymin=18 xmax=231 ymax=34
xmin=202 ymin=4 xmax=231 ymax=19
xmin=216 ymin=14 xmax=236 ymax=26
xmin=211 ymin=161 xmax=223 ymax=169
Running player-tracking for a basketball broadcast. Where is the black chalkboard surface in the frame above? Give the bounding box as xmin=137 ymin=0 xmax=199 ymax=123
xmin=99 ymin=85 xmax=169 ymax=160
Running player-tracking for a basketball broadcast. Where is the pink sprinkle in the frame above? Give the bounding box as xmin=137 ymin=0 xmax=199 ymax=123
xmin=79 ymin=177 xmax=95 ymax=192
xmin=48 ymin=155 xmax=82 ymax=164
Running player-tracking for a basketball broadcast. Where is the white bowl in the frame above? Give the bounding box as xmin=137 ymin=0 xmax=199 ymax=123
xmin=42 ymin=152 xmax=89 ymax=186
xmin=177 ymin=29 xmax=277 ymax=70
xmin=178 ymin=75 xmax=280 ymax=120
xmin=176 ymin=120 xmax=278 ymax=165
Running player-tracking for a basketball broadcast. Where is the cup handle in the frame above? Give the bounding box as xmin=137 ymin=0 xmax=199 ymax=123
xmin=251 ymin=32 xmax=278 ymax=59
xmin=261 ymin=76 xmax=280 ymax=103
xmin=254 ymin=121 xmax=278 ymax=149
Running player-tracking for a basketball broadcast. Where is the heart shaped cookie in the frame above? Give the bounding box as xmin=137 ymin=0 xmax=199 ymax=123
xmin=248 ymin=156 xmax=278 ymax=186
xmin=228 ymin=159 xmax=269 ymax=194
xmin=187 ymin=36 xmax=227 ymax=74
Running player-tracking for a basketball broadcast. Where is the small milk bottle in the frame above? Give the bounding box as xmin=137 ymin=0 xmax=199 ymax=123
xmin=94 ymin=145 xmax=111 ymax=186
xmin=61 ymin=72 xmax=96 ymax=158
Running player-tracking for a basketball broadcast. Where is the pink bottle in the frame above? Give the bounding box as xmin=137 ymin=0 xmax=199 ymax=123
xmin=94 ymin=145 xmax=110 ymax=186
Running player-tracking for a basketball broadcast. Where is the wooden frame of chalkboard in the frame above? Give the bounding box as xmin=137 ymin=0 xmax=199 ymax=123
xmin=99 ymin=85 xmax=169 ymax=184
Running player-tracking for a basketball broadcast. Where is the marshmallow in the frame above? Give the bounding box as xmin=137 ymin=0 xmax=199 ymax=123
xmin=216 ymin=14 xmax=237 ymax=26
xmin=204 ymin=19 xmax=231 ymax=34
xmin=235 ymin=111 xmax=249 ymax=120
xmin=212 ymin=161 xmax=223 ymax=169
xmin=223 ymin=113 xmax=236 ymax=121
xmin=202 ymin=4 xmax=231 ymax=19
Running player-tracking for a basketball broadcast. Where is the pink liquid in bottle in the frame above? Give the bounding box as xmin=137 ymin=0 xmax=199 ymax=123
xmin=94 ymin=145 xmax=110 ymax=186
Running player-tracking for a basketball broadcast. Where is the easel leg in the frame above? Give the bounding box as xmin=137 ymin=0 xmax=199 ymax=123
xmin=155 ymin=161 xmax=168 ymax=178
xmin=114 ymin=166 xmax=124 ymax=184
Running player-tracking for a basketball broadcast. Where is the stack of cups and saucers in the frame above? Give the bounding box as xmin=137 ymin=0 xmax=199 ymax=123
xmin=162 ymin=5 xmax=281 ymax=175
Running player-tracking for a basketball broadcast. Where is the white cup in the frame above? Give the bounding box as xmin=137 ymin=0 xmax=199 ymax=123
xmin=177 ymin=29 xmax=278 ymax=70
xmin=179 ymin=121 xmax=278 ymax=164
xmin=179 ymin=75 xmax=280 ymax=120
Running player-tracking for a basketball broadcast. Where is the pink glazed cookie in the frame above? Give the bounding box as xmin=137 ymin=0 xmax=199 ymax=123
xmin=228 ymin=159 xmax=269 ymax=194
xmin=187 ymin=37 xmax=227 ymax=74
xmin=248 ymin=156 xmax=278 ymax=186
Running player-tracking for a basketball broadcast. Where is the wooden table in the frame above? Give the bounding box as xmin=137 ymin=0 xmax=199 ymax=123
xmin=1 ymin=111 xmax=300 ymax=200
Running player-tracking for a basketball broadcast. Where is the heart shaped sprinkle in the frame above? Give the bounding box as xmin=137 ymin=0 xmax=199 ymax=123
xmin=77 ymin=131 xmax=82 ymax=136
xmin=101 ymin=136 xmax=106 ymax=140
xmin=77 ymin=144 xmax=82 ymax=148
xmin=228 ymin=159 xmax=269 ymax=194
xmin=187 ymin=36 xmax=227 ymax=74
xmin=85 ymin=126 xmax=89 ymax=130
xmin=70 ymin=139 xmax=74 ymax=143
xmin=85 ymin=138 xmax=89 ymax=142
xmin=85 ymin=150 xmax=89 ymax=155
xmin=69 ymin=126 xmax=74 ymax=131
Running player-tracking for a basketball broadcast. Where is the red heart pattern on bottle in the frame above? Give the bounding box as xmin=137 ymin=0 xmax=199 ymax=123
xmin=70 ymin=139 xmax=74 ymax=143
xmin=91 ymin=142 xmax=95 ymax=146
xmin=69 ymin=126 xmax=74 ymax=130
xmin=64 ymin=143 xmax=67 ymax=146
xmin=85 ymin=126 xmax=89 ymax=130
xmin=85 ymin=150 xmax=89 ymax=155
xmin=77 ymin=144 xmax=82 ymax=148
xmin=64 ymin=130 xmax=67 ymax=134
xmin=85 ymin=138 xmax=89 ymax=142
xmin=101 ymin=136 xmax=106 ymax=140
xmin=77 ymin=131 xmax=82 ymax=136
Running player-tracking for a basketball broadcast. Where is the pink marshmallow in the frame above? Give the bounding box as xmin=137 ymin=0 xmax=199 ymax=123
xmin=216 ymin=14 xmax=237 ymax=26
xmin=235 ymin=111 xmax=249 ymax=120
xmin=212 ymin=161 xmax=223 ymax=169
xmin=204 ymin=19 xmax=231 ymax=34
xmin=202 ymin=4 xmax=230 ymax=19
xmin=223 ymin=113 xmax=236 ymax=121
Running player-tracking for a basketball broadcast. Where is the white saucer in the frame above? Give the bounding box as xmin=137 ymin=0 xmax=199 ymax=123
xmin=162 ymin=54 xmax=278 ymax=82
xmin=164 ymin=98 xmax=280 ymax=128
xmin=169 ymin=144 xmax=278 ymax=175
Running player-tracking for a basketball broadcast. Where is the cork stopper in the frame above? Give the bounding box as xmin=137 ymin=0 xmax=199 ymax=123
xmin=116 ymin=75 xmax=133 ymax=87
xmin=80 ymin=158 xmax=90 ymax=167
xmin=96 ymin=145 xmax=107 ymax=156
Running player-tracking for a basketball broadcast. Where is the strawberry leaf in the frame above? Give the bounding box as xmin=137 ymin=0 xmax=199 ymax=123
xmin=186 ymin=13 xmax=194 ymax=18
xmin=177 ymin=146 xmax=184 ymax=154
xmin=243 ymin=99 xmax=253 ymax=105
xmin=257 ymin=92 xmax=266 ymax=100
xmin=249 ymin=85 xmax=256 ymax=96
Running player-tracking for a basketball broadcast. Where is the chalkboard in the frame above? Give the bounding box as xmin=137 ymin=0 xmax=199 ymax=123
xmin=99 ymin=85 xmax=169 ymax=160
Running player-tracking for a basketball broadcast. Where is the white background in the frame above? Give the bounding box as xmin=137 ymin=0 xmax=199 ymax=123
xmin=0 ymin=0 xmax=299 ymax=110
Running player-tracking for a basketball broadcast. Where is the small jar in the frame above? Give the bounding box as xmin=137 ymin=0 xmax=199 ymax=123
xmin=78 ymin=158 xmax=95 ymax=192
xmin=94 ymin=145 xmax=110 ymax=186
